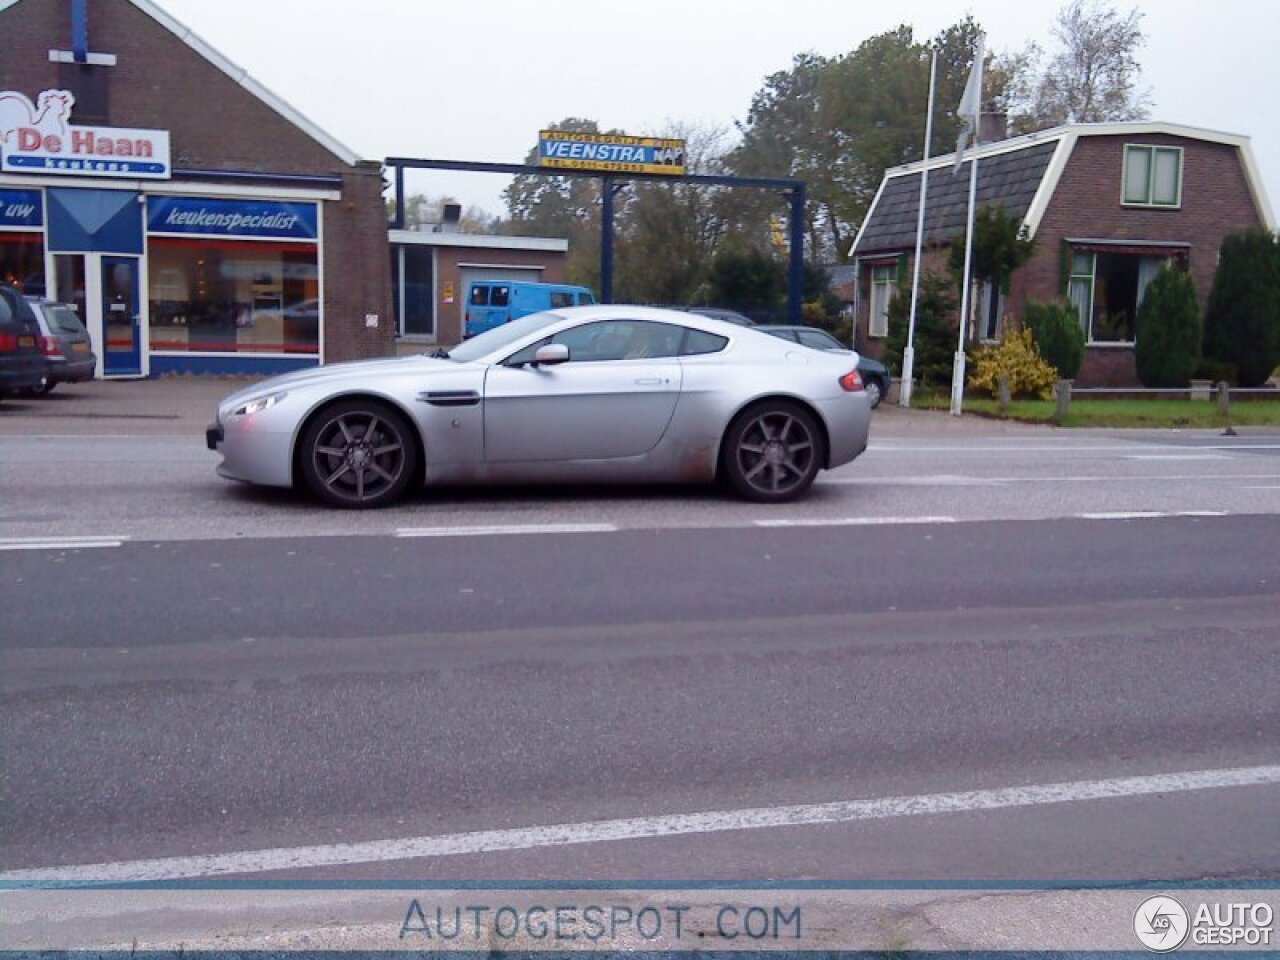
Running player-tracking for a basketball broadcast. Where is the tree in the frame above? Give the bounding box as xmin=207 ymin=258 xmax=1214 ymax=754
xmin=1134 ymin=266 xmax=1202 ymax=387
xmin=729 ymin=19 xmax=1000 ymax=263
xmin=1001 ymin=0 xmax=1151 ymax=131
xmin=706 ymin=245 xmax=786 ymax=320
xmin=1023 ymin=300 xmax=1085 ymax=379
xmin=948 ymin=204 xmax=1037 ymax=295
xmin=1204 ymin=229 xmax=1280 ymax=387
xmin=613 ymin=123 xmax=732 ymax=305
xmin=883 ymin=271 xmax=958 ymax=386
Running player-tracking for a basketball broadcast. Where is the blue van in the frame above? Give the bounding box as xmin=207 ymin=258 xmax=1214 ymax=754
xmin=464 ymin=281 xmax=596 ymax=337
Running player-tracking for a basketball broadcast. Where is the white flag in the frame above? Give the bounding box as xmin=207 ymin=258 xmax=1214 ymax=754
xmin=954 ymin=34 xmax=985 ymax=172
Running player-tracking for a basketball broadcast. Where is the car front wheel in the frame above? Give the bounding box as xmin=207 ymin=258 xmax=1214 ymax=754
xmin=721 ymin=401 xmax=825 ymax=503
xmin=298 ymin=399 xmax=418 ymax=508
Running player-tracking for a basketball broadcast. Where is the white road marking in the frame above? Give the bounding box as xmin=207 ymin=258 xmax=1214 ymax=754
xmin=0 ymin=536 xmax=127 ymax=552
xmin=867 ymin=443 xmax=1280 ymax=454
xmin=822 ymin=472 xmax=1280 ymax=486
xmin=1124 ymin=454 xmax=1232 ymax=461
xmin=396 ymin=523 xmax=618 ymax=538
xmin=756 ymin=516 xmax=957 ymax=528
xmin=3 ymin=765 xmax=1276 ymax=885
xmin=1078 ymin=511 xmax=1228 ymax=521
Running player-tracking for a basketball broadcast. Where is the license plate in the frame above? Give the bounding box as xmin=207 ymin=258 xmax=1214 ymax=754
xmin=18 ymin=335 xmax=35 ymax=348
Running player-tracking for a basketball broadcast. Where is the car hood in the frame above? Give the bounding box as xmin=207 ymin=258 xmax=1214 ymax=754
xmin=216 ymin=355 xmax=465 ymax=417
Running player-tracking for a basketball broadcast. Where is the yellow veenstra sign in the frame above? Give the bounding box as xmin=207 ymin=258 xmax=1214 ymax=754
xmin=538 ymin=131 xmax=686 ymax=175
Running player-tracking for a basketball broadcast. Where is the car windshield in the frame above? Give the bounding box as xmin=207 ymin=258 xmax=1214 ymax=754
xmin=446 ymin=310 xmax=568 ymax=363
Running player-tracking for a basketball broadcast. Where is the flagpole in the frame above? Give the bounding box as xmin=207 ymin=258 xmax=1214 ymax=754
xmin=901 ymin=48 xmax=937 ymax=408
xmin=950 ymin=35 xmax=984 ymax=417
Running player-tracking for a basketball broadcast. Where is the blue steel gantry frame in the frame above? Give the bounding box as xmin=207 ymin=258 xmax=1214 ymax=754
xmin=386 ymin=157 xmax=808 ymax=325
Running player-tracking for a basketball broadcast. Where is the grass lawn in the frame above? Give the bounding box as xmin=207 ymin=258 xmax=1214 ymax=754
xmin=910 ymin=393 xmax=1280 ymax=428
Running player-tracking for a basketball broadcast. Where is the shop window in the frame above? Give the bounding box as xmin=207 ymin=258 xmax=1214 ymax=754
xmin=1123 ymin=145 xmax=1182 ymax=207
xmin=1068 ymin=248 xmax=1173 ymax=344
xmin=0 ymin=233 xmax=46 ymax=296
xmin=868 ymin=264 xmax=895 ymax=338
xmin=147 ymin=237 xmax=319 ymax=355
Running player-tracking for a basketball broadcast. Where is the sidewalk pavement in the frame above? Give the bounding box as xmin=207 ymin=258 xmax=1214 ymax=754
xmin=0 ymin=375 xmax=1060 ymax=438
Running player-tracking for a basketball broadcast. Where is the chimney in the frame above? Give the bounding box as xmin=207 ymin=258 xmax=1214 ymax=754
xmin=979 ymin=111 xmax=1009 ymax=144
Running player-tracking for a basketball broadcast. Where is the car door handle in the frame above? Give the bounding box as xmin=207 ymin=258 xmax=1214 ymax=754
xmin=634 ymin=378 xmax=664 ymax=386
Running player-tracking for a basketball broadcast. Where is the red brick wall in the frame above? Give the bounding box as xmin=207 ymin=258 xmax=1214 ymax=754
xmin=1020 ymin=133 xmax=1265 ymax=385
xmin=1 ymin=0 xmax=393 ymax=362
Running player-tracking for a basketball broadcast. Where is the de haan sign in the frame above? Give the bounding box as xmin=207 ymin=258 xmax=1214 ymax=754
xmin=0 ymin=89 xmax=171 ymax=179
xmin=539 ymin=130 xmax=686 ymax=176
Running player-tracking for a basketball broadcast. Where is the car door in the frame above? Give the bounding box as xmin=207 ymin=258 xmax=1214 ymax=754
xmin=482 ymin=319 xmax=683 ymax=463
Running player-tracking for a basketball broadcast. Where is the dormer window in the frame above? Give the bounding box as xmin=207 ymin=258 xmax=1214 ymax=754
xmin=1122 ymin=145 xmax=1182 ymax=208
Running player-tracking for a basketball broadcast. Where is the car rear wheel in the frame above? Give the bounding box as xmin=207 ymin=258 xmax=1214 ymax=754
xmin=864 ymin=376 xmax=884 ymax=409
xmin=721 ymin=401 xmax=825 ymax=503
xmin=298 ymin=399 xmax=418 ymax=509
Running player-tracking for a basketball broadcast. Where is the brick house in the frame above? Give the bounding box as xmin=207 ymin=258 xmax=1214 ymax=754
xmin=850 ymin=122 xmax=1275 ymax=386
xmin=0 ymin=0 xmax=394 ymax=377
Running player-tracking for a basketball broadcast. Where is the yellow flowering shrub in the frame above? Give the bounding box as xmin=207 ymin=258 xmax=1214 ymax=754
xmin=967 ymin=327 xmax=1058 ymax=400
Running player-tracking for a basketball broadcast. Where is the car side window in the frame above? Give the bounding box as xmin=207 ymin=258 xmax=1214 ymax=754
xmin=680 ymin=329 xmax=729 ymax=356
xmin=549 ymin=291 xmax=573 ymax=309
xmin=469 ymin=285 xmax=490 ymax=306
xmin=504 ymin=320 xmax=684 ymax=365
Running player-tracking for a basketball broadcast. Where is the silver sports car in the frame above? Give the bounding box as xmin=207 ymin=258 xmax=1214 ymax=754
xmin=206 ymin=305 xmax=871 ymax=508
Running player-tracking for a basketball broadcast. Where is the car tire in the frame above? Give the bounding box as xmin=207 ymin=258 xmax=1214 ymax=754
xmin=720 ymin=400 xmax=825 ymax=503
xmin=32 ymin=375 xmax=55 ymax=395
xmin=298 ymin=399 xmax=418 ymax=509
xmin=864 ymin=376 xmax=884 ymax=409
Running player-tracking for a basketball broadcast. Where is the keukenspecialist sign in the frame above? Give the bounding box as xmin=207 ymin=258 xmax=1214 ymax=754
xmin=0 ymin=89 xmax=171 ymax=179
xmin=539 ymin=130 xmax=686 ymax=175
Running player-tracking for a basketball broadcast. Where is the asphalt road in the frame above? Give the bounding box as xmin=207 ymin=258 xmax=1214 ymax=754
xmin=1 ymin=403 xmax=1278 ymax=902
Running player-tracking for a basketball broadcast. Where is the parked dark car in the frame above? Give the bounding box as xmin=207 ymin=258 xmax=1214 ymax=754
xmin=0 ymin=283 xmax=45 ymax=400
xmin=678 ymin=306 xmax=756 ymax=327
xmin=25 ymin=298 xmax=96 ymax=393
xmin=757 ymin=324 xmax=891 ymax=409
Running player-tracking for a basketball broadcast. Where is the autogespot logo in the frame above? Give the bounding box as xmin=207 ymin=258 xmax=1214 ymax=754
xmin=1134 ymin=895 xmax=1191 ymax=952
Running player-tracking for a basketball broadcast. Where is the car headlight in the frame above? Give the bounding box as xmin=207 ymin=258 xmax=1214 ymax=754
xmin=231 ymin=391 xmax=288 ymax=416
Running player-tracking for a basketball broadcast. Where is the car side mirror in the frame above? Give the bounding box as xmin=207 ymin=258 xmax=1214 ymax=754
xmin=533 ymin=343 xmax=570 ymax=367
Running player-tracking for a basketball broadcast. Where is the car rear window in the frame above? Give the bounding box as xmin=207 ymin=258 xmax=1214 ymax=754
xmin=46 ymin=305 xmax=85 ymax=334
xmin=469 ymin=286 xmax=490 ymax=306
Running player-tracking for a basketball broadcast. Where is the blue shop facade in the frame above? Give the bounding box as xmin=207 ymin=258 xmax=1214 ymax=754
xmin=0 ymin=178 xmax=330 ymax=378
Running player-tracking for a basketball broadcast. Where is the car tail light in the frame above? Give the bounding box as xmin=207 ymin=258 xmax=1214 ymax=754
xmin=0 ymin=332 xmax=17 ymax=352
xmin=839 ymin=370 xmax=864 ymax=392
xmin=41 ymin=336 xmax=64 ymax=358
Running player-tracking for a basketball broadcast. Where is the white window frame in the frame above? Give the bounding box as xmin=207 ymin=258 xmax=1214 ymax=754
xmin=1122 ymin=144 xmax=1184 ymax=209
xmin=868 ymin=264 xmax=895 ymax=339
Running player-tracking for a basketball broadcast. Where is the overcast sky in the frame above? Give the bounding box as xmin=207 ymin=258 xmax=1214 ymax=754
xmin=154 ymin=0 xmax=1277 ymax=223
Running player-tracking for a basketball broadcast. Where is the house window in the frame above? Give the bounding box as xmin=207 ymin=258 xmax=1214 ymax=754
xmin=1123 ymin=145 xmax=1182 ymax=207
xmin=1068 ymin=248 xmax=1172 ymax=344
xmin=868 ymin=264 xmax=895 ymax=338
